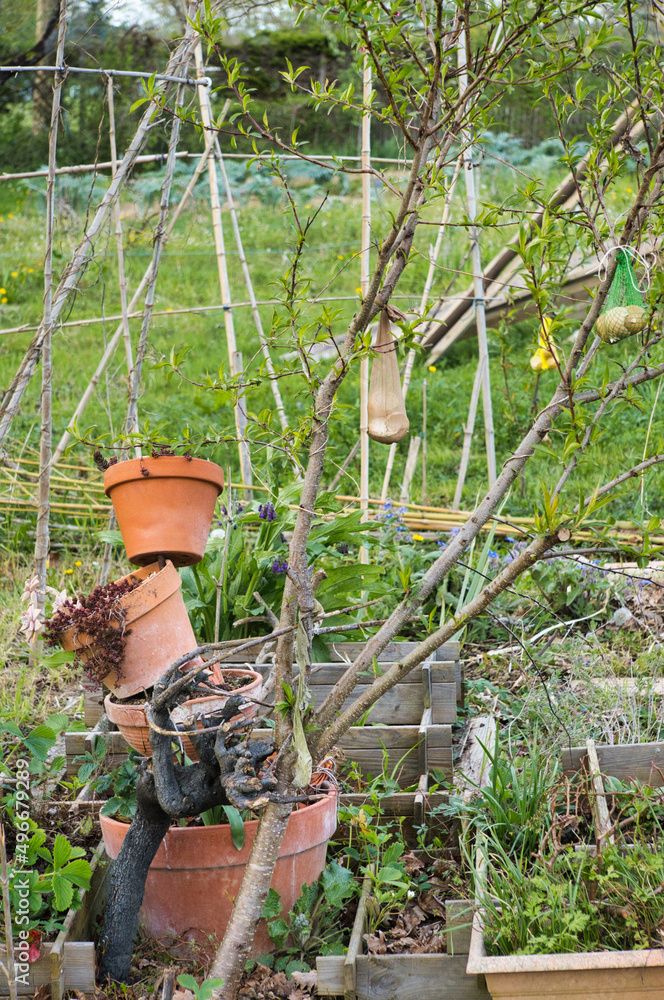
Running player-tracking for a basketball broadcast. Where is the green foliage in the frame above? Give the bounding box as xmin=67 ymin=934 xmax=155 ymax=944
xmin=7 ymin=832 xmax=92 ymax=935
xmin=441 ymin=731 xmax=557 ymax=860
xmin=180 ymin=487 xmax=382 ymax=646
xmin=177 ymin=975 xmax=225 ymax=1000
xmin=257 ymin=873 xmax=357 ymax=975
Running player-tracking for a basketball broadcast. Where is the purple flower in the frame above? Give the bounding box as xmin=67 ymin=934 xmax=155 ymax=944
xmin=337 ymin=542 xmax=349 ymax=554
xmin=221 ymin=504 xmax=228 ymax=516
xmin=259 ymin=502 xmax=276 ymax=522
xmin=436 ymin=539 xmax=446 ymax=548
xmin=272 ymin=559 xmax=288 ymax=574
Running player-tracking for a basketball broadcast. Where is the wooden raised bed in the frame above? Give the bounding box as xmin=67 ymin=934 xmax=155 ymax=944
xmin=316 ymin=716 xmax=494 ymax=1000
xmin=1 ymin=839 xmax=108 ymax=999
xmin=561 ymin=738 xmax=664 ymax=785
xmin=66 ymin=643 xmax=463 ymax=789
xmin=467 ymin=738 xmax=664 ymax=1000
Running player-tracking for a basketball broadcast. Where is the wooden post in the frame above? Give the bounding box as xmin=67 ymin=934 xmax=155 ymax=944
xmin=380 ymin=155 xmax=463 ymax=502
xmin=452 ymin=34 xmax=497 ymax=505
xmin=360 ymin=54 xmax=371 ymax=565
xmin=422 ymin=378 xmax=427 ymax=503
xmin=232 ymin=351 xmax=253 ymax=498
xmin=34 ymin=0 xmax=67 ymax=615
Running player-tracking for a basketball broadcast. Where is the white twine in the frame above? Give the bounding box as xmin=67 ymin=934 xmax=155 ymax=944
xmin=597 ymin=245 xmax=654 ymax=291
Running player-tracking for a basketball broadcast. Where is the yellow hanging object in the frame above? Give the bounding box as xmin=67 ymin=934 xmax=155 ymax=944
xmin=529 ymin=318 xmax=559 ymax=372
xmin=367 ymin=310 xmax=410 ymax=444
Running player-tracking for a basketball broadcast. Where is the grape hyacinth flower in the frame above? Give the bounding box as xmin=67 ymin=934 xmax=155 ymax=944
xmin=259 ymin=502 xmax=277 ymax=521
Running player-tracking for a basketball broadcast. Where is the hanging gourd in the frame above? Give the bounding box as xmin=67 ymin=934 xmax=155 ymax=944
xmin=530 ymin=317 xmax=559 ymax=371
xmin=367 ymin=309 xmax=409 ymax=444
xmin=596 ymin=247 xmax=649 ymax=344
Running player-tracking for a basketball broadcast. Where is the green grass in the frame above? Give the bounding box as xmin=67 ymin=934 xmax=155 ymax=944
xmin=0 ymin=152 xmax=655 ymax=526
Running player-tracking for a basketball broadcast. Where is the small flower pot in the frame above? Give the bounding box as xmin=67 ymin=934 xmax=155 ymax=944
xmin=104 ymin=456 xmax=225 ymax=567
xmin=105 ymin=668 xmax=263 ymax=758
xmin=100 ymin=786 xmax=337 ymax=953
xmin=60 ymin=560 xmax=198 ymax=700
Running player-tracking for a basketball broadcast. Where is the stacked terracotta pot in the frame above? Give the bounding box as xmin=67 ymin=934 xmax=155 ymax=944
xmin=96 ymin=456 xmax=338 ymax=951
xmin=91 ymin=456 xmax=261 ymax=757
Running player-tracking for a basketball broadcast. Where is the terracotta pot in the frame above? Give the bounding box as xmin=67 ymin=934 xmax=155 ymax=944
xmin=60 ymin=561 xmax=198 ymax=700
xmin=104 ymin=456 xmax=225 ymax=567
xmin=100 ymin=787 xmax=337 ymax=953
xmin=105 ymin=668 xmax=263 ymax=758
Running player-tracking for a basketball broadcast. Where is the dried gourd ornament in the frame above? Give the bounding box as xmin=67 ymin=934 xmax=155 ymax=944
xmin=596 ymin=246 xmax=650 ymax=344
xmin=367 ymin=308 xmax=410 ymax=444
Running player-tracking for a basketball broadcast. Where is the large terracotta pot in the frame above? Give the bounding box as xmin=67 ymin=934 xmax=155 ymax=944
xmin=105 ymin=668 xmax=263 ymax=758
xmin=100 ymin=787 xmax=337 ymax=952
xmin=60 ymin=561 xmax=198 ymax=700
xmin=104 ymin=456 xmax=225 ymax=567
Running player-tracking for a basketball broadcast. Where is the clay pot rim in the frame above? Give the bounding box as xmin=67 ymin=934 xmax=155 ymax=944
xmin=104 ymin=456 xmax=225 ymax=496
xmin=105 ymin=667 xmax=262 ymax=718
xmin=181 ymin=668 xmax=263 ymax=710
xmin=59 ymin=561 xmax=180 ymax=647
xmin=101 ymin=784 xmax=337 ymax=836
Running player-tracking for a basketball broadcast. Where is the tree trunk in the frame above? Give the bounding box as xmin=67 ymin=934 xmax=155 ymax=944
xmin=97 ymin=804 xmax=171 ymax=984
xmin=209 ymin=800 xmax=293 ymax=998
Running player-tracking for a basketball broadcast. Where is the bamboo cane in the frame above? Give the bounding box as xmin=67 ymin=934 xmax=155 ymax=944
xmin=34 ymin=0 xmax=67 ymax=615
xmin=452 ymin=32 xmax=496 ymax=507
xmin=380 ymin=153 xmax=463 ymax=502
xmin=1 ymin=294 xmax=432 ymax=339
xmin=0 ymin=11 xmax=211 ymax=448
xmin=51 ymin=143 xmax=213 ymax=463
xmin=194 ymin=45 xmax=253 ymax=488
xmin=422 ymin=377 xmax=427 ymax=503
xmin=209 ymin=107 xmax=288 ymax=432
xmin=0 ymin=152 xmax=414 ymax=183
xmin=0 ymin=825 xmax=17 ymax=1000
xmin=359 ymin=54 xmax=372 ymax=567
xmin=106 ymin=73 xmax=135 ymax=455
xmin=125 ymin=80 xmax=188 ymax=449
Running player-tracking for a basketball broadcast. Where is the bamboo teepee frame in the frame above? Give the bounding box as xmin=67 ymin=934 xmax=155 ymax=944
xmin=34 ymin=0 xmax=68 ymax=612
xmin=3 ymin=4 xmax=642 ymax=572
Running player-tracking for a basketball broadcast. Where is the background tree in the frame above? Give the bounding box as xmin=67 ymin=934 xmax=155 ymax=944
xmin=94 ymin=0 xmax=664 ymax=997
